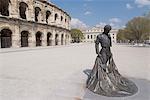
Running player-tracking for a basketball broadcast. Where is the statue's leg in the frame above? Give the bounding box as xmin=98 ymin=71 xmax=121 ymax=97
xmin=100 ymin=52 xmax=109 ymax=72
xmin=101 ymin=52 xmax=109 ymax=64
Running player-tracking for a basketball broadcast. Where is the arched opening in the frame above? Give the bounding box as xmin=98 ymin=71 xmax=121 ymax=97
xmin=61 ymin=16 xmax=63 ymax=22
xmin=35 ymin=7 xmax=41 ymax=22
xmin=0 ymin=29 xmax=12 ymax=48
xmin=65 ymin=18 xmax=67 ymax=23
xmin=21 ymin=31 xmax=29 ymax=47
xmin=54 ymin=13 xmax=58 ymax=21
xmin=46 ymin=10 xmax=51 ymax=23
xmin=55 ymin=34 xmax=59 ymax=45
xmin=0 ymin=0 xmax=11 ymax=16
xmin=61 ymin=34 xmax=64 ymax=45
xmin=36 ymin=31 xmax=42 ymax=46
xmin=19 ymin=2 xmax=28 ymax=19
xmin=47 ymin=32 xmax=52 ymax=46
xmin=65 ymin=34 xmax=67 ymax=45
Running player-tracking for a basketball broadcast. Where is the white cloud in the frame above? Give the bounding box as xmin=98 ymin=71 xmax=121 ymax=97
xmin=135 ymin=0 xmax=150 ymax=7
xmin=71 ymin=18 xmax=89 ymax=30
xmin=95 ymin=22 xmax=107 ymax=27
xmin=109 ymin=18 xmax=121 ymax=23
xmin=96 ymin=18 xmax=123 ymax=29
xmin=126 ymin=3 xmax=133 ymax=9
xmin=84 ymin=11 xmax=92 ymax=15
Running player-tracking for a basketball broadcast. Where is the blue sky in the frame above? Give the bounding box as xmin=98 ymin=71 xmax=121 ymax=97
xmin=50 ymin=0 xmax=150 ymax=29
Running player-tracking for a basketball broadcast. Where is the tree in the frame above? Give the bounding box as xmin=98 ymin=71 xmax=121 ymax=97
xmin=125 ymin=17 xmax=150 ymax=43
xmin=117 ymin=29 xmax=127 ymax=43
xmin=70 ymin=29 xmax=84 ymax=43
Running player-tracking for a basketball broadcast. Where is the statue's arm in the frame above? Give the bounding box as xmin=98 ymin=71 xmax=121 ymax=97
xmin=95 ymin=36 xmax=100 ymax=55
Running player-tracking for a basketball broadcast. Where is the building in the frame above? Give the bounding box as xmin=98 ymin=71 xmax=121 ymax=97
xmin=82 ymin=26 xmax=118 ymax=43
xmin=109 ymin=29 xmax=118 ymax=43
xmin=82 ymin=27 xmax=103 ymax=43
xmin=0 ymin=0 xmax=71 ymax=48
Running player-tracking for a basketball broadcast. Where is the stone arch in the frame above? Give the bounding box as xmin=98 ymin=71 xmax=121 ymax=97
xmin=35 ymin=7 xmax=41 ymax=22
xmin=47 ymin=32 xmax=52 ymax=46
xmin=61 ymin=34 xmax=64 ymax=45
xmin=21 ymin=31 xmax=29 ymax=47
xmin=55 ymin=34 xmax=59 ymax=45
xmin=0 ymin=28 xmax=12 ymax=48
xmin=61 ymin=16 xmax=63 ymax=22
xmin=36 ymin=31 xmax=43 ymax=46
xmin=65 ymin=18 xmax=67 ymax=23
xmin=19 ymin=2 xmax=28 ymax=19
xmin=54 ymin=13 xmax=58 ymax=21
xmin=46 ymin=10 xmax=51 ymax=23
xmin=0 ymin=0 xmax=11 ymax=16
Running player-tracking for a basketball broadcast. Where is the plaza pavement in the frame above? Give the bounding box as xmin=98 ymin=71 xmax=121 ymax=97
xmin=0 ymin=43 xmax=150 ymax=100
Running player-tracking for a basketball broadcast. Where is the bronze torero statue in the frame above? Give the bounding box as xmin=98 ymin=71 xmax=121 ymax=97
xmin=86 ymin=25 xmax=138 ymax=97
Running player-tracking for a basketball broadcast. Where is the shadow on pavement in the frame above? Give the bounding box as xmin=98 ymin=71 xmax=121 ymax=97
xmin=83 ymin=69 xmax=150 ymax=100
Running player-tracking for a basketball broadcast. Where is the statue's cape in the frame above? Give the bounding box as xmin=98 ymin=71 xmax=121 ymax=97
xmin=86 ymin=56 xmax=138 ymax=97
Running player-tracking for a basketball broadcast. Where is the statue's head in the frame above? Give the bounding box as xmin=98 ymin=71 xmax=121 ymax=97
xmin=104 ymin=25 xmax=112 ymax=33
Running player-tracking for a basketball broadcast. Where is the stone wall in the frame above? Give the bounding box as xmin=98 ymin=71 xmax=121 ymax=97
xmin=0 ymin=0 xmax=71 ymax=48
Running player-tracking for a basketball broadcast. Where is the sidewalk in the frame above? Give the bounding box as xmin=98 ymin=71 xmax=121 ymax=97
xmin=0 ymin=43 xmax=150 ymax=100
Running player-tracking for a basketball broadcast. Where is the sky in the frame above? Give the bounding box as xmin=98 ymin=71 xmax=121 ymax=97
xmin=49 ymin=0 xmax=150 ymax=29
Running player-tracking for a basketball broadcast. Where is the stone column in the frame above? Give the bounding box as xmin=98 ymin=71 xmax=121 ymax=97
xmin=68 ymin=33 xmax=71 ymax=44
xmin=11 ymin=26 xmax=20 ymax=48
xmin=26 ymin=8 xmax=29 ymax=20
xmin=9 ymin=0 xmax=19 ymax=18
xmin=51 ymin=29 xmax=56 ymax=46
xmin=27 ymin=0 xmax=34 ymax=21
xmin=42 ymin=30 xmax=47 ymax=47
xmin=29 ymin=31 xmax=36 ymax=47
xmin=57 ymin=31 xmax=61 ymax=46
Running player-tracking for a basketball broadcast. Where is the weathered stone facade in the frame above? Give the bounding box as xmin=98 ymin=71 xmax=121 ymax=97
xmin=0 ymin=0 xmax=71 ymax=48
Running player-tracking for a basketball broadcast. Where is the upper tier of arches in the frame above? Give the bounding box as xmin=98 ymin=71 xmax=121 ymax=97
xmin=0 ymin=0 xmax=71 ymax=30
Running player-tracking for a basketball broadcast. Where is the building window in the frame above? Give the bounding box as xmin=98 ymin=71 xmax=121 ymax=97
xmin=91 ymin=35 xmax=93 ymax=39
xmin=0 ymin=0 xmax=11 ymax=16
xmin=35 ymin=7 xmax=41 ymax=22
xmin=0 ymin=28 xmax=12 ymax=48
xmin=21 ymin=31 xmax=29 ymax=47
xmin=55 ymin=13 xmax=58 ymax=21
xmin=61 ymin=16 xmax=63 ymax=21
xmin=47 ymin=32 xmax=52 ymax=46
xmin=46 ymin=10 xmax=51 ymax=23
xmin=19 ymin=2 xmax=28 ymax=19
xmin=55 ymin=34 xmax=59 ymax=45
xmin=36 ymin=31 xmax=43 ymax=46
xmin=65 ymin=18 xmax=67 ymax=23
xmin=87 ymin=35 xmax=89 ymax=39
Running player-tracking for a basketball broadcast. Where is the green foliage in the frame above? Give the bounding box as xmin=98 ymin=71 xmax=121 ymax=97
xmin=117 ymin=17 xmax=150 ymax=43
xmin=126 ymin=17 xmax=150 ymax=42
xmin=70 ymin=29 xmax=84 ymax=42
xmin=117 ymin=29 xmax=126 ymax=41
